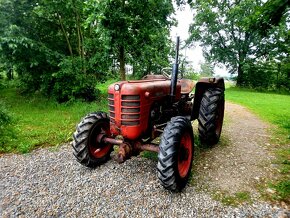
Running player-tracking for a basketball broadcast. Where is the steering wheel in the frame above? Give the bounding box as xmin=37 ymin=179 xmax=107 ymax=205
xmin=161 ymin=67 xmax=172 ymax=79
xmin=162 ymin=72 xmax=171 ymax=79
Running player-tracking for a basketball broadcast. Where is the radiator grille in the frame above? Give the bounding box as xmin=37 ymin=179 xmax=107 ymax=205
xmin=108 ymin=93 xmax=115 ymax=121
xmin=121 ymin=95 xmax=140 ymax=126
xmin=121 ymin=108 xmax=140 ymax=113
xmin=121 ymin=95 xmax=140 ymax=100
xmin=121 ymin=114 xmax=139 ymax=119
xmin=121 ymin=101 xmax=140 ymax=107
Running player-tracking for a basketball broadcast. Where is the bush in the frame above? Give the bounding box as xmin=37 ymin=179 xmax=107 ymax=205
xmin=0 ymin=72 xmax=4 ymax=89
xmin=241 ymin=60 xmax=290 ymax=93
xmin=183 ymin=71 xmax=200 ymax=80
xmin=51 ymin=57 xmax=100 ymax=103
xmin=0 ymin=102 xmax=11 ymax=127
xmin=0 ymin=101 xmax=13 ymax=147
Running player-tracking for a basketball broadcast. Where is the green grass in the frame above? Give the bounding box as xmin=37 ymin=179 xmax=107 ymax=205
xmin=213 ymin=191 xmax=252 ymax=206
xmin=142 ymin=151 xmax=158 ymax=161
xmin=226 ymin=87 xmax=290 ymax=141
xmin=270 ymin=180 xmax=290 ymax=202
xmin=0 ymin=87 xmax=108 ymax=153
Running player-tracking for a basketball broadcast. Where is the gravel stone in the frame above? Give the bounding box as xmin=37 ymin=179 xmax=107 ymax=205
xmin=0 ymin=144 xmax=288 ymax=217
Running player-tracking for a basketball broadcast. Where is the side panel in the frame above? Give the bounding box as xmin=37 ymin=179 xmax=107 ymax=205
xmin=108 ymin=79 xmax=182 ymax=140
xmin=191 ymin=77 xmax=225 ymax=120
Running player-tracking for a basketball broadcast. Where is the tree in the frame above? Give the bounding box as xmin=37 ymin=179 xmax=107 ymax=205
xmin=199 ymin=61 xmax=214 ymax=77
xmin=86 ymin=0 xmax=174 ymax=80
xmin=188 ymin=0 xmax=266 ymax=85
xmin=188 ymin=0 xmax=289 ymax=89
xmin=248 ymin=0 xmax=290 ymax=36
xmin=0 ymin=0 xmax=110 ymax=101
xmin=245 ymin=0 xmax=290 ymax=90
xmin=0 ymin=0 xmax=176 ymax=101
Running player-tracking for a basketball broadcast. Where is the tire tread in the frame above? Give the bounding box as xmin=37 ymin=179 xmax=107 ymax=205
xmin=157 ymin=116 xmax=194 ymax=191
xmin=72 ymin=111 xmax=112 ymax=168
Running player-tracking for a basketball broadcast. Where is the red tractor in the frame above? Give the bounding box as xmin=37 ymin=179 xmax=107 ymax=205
xmin=72 ymin=37 xmax=225 ymax=191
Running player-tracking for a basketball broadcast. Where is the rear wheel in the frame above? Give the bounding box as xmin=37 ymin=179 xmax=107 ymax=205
xmin=157 ymin=116 xmax=194 ymax=191
xmin=198 ymin=88 xmax=224 ymax=146
xmin=72 ymin=112 xmax=113 ymax=168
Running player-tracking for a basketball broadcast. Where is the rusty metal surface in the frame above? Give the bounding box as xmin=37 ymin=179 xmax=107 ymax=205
xmin=139 ymin=144 xmax=159 ymax=153
xmin=134 ymin=141 xmax=159 ymax=153
xmin=116 ymin=143 xmax=132 ymax=163
xmin=142 ymin=74 xmax=169 ymax=80
xmin=103 ymin=137 xmax=123 ymax=145
xmin=108 ymin=79 xmax=182 ymax=140
xmin=111 ymin=140 xmax=160 ymax=163
xmin=180 ymin=79 xmax=195 ymax=94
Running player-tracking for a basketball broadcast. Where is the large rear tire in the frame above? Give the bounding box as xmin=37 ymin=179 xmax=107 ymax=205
xmin=72 ymin=112 xmax=113 ymax=168
xmin=198 ymin=88 xmax=224 ymax=146
xmin=157 ymin=116 xmax=194 ymax=191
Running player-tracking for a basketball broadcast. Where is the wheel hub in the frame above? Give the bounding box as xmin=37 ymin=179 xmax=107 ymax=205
xmin=89 ymin=122 xmax=112 ymax=159
xmin=177 ymin=131 xmax=193 ymax=178
xmin=179 ymin=147 xmax=189 ymax=161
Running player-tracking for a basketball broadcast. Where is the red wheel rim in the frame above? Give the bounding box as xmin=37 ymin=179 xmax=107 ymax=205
xmin=89 ymin=120 xmax=112 ymax=159
xmin=178 ymin=131 xmax=193 ymax=178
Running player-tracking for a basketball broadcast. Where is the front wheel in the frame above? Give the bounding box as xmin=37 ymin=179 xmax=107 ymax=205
xmin=157 ymin=116 xmax=194 ymax=191
xmin=72 ymin=112 xmax=113 ymax=168
xmin=198 ymin=88 xmax=225 ymax=146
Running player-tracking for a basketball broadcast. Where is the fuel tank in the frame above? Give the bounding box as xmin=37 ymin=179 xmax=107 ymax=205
xmin=108 ymin=77 xmax=181 ymax=140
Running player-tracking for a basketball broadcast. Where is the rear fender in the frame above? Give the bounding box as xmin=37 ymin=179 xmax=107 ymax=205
xmin=191 ymin=77 xmax=225 ymax=120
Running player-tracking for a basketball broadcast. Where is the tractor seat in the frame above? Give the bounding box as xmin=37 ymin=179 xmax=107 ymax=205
xmin=180 ymin=79 xmax=195 ymax=94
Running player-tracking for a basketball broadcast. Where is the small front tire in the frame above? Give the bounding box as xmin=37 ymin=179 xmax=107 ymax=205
xmin=72 ymin=112 xmax=113 ymax=168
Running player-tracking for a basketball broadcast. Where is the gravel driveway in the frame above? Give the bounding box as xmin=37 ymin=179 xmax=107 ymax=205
xmin=0 ymin=102 xmax=289 ymax=217
xmin=0 ymin=145 xmax=285 ymax=217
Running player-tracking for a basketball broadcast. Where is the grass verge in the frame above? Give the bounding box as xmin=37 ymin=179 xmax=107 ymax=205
xmin=226 ymin=87 xmax=290 ymax=143
xmin=0 ymin=86 xmax=108 ymax=153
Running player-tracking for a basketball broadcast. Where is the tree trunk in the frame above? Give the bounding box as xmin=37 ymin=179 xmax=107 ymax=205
xmin=236 ymin=64 xmax=244 ymax=86
xmin=7 ymin=64 xmax=13 ymax=80
xmin=119 ymin=0 xmax=126 ymax=80
xmin=76 ymin=15 xmax=82 ymax=57
xmin=75 ymin=10 xmax=86 ymax=74
xmin=58 ymin=14 xmax=73 ymax=57
xmin=119 ymin=45 xmax=126 ymax=80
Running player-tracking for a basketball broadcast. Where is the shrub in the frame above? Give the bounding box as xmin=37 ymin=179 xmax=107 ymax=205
xmin=51 ymin=57 xmax=100 ymax=103
xmin=0 ymin=101 xmax=13 ymax=147
xmin=0 ymin=102 xmax=11 ymax=127
xmin=184 ymin=71 xmax=200 ymax=80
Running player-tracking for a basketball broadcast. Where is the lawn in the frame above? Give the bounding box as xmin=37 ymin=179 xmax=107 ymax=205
xmin=0 ymin=86 xmax=108 ymax=153
xmin=226 ymin=87 xmax=290 ymax=141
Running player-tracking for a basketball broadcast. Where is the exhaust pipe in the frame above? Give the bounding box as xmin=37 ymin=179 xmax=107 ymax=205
xmin=170 ymin=36 xmax=180 ymax=103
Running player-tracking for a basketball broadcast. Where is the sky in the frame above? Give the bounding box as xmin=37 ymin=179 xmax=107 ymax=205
xmin=170 ymin=4 xmax=229 ymax=77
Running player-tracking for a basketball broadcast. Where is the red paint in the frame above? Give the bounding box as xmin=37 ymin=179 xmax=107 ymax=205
xmin=108 ymin=78 xmax=181 ymax=140
xmin=177 ymin=131 xmax=193 ymax=178
xmin=88 ymin=120 xmax=112 ymax=159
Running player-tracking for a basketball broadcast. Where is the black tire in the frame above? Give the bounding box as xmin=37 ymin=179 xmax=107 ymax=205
xmin=72 ymin=112 xmax=113 ymax=168
xmin=198 ymin=88 xmax=224 ymax=146
xmin=157 ymin=116 xmax=194 ymax=191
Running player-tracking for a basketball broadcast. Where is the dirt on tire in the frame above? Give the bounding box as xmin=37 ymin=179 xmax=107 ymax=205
xmin=193 ymin=102 xmax=277 ymax=197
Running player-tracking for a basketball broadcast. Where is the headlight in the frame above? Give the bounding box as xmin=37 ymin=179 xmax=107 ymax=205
xmin=114 ymin=84 xmax=120 ymax=91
